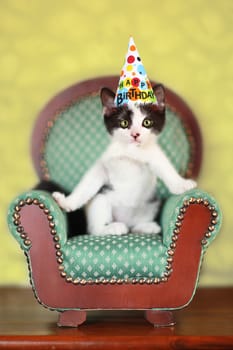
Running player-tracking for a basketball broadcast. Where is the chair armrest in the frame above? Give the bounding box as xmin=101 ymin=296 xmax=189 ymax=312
xmin=7 ymin=190 xmax=68 ymax=251
xmin=161 ymin=188 xmax=222 ymax=249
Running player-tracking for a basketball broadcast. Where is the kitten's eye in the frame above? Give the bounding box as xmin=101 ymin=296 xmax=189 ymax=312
xmin=119 ymin=119 xmax=129 ymax=129
xmin=142 ymin=118 xmax=153 ymax=128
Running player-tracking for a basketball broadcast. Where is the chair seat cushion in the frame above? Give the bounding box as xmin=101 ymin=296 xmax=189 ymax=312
xmin=62 ymin=233 xmax=168 ymax=283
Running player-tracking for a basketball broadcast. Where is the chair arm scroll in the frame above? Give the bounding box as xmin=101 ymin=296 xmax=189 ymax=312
xmin=7 ymin=190 xmax=68 ymax=251
xmin=161 ymin=188 xmax=222 ymax=250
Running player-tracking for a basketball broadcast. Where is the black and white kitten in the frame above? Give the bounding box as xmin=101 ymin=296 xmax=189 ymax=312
xmin=53 ymin=85 xmax=196 ymax=235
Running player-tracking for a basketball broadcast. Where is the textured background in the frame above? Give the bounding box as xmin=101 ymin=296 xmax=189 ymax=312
xmin=0 ymin=0 xmax=232 ymax=285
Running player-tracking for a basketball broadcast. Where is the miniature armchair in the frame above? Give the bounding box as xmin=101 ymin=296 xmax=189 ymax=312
xmin=8 ymin=76 xmax=222 ymax=327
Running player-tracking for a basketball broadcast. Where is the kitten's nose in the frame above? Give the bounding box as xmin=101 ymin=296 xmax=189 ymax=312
xmin=131 ymin=132 xmax=140 ymax=140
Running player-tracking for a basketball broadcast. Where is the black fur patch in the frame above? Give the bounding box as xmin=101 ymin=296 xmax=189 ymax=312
xmin=104 ymin=106 xmax=133 ymax=134
xmin=139 ymin=104 xmax=166 ymax=134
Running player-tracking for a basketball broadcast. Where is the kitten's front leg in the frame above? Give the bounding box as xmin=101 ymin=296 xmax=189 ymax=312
xmin=53 ymin=162 xmax=108 ymax=212
xmin=150 ymin=146 xmax=197 ymax=195
xmin=170 ymin=178 xmax=197 ymax=195
xmin=52 ymin=192 xmax=74 ymax=212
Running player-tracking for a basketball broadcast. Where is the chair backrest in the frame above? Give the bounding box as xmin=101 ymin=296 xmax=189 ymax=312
xmin=31 ymin=76 xmax=202 ymax=199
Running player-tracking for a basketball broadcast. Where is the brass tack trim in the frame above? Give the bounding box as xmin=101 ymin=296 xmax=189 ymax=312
xmin=172 ymin=234 xmax=178 ymax=242
xmin=26 ymin=198 xmax=33 ymax=205
xmin=170 ymin=242 xmax=176 ymax=249
xmin=80 ymin=279 xmax=87 ymax=286
xmin=66 ymin=277 xmax=73 ymax=283
xmin=73 ymin=278 xmax=80 ymax=284
xmin=173 ymin=228 xmax=180 ymax=234
xmin=87 ymin=279 xmax=94 ymax=285
xmin=146 ymin=279 xmax=153 ymax=285
xmin=109 ymin=279 xmax=116 ymax=284
xmin=154 ymin=278 xmax=160 ymax=284
xmin=175 ymin=221 xmax=182 ymax=227
xmin=196 ymin=198 xmax=203 ymax=204
xmin=202 ymin=238 xmax=208 ymax=245
xmin=13 ymin=213 xmax=20 ymax=220
xmin=189 ymin=197 xmax=196 ymax=204
xmin=117 ymin=279 xmax=124 ymax=285
xmin=57 ymin=257 xmax=63 ymax=264
xmin=168 ymin=249 xmax=175 ymax=256
xmin=205 ymin=232 xmax=212 ymax=238
xmin=161 ymin=277 xmax=168 ymax=282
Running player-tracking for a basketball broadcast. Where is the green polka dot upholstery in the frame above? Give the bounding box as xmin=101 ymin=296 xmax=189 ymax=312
xmin=63 ymin=233 xmax=167 ymax=281
xmin=44 ymin=94 xmax=190 ymax=199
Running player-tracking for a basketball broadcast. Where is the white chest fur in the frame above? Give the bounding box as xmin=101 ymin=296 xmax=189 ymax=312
xmin=102 ymin=155 xmax=157 ymax=207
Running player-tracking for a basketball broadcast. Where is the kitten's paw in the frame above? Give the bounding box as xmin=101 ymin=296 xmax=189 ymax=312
xmin=132 ymin=222 xmax=161 ymax=234
xmin=101 ymin=222 xmax=129 ymax=236
xmin=52 ymin=192 xmax=73 ymax=212
xmin=172 ymin=179 xmax=197 ymax=195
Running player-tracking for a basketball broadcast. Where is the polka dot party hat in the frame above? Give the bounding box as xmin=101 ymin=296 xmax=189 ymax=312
xmin=114 ymin=37 xmax=157 ymax=106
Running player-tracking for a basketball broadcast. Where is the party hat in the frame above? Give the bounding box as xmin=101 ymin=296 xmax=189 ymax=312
xmin=114 ymin=37 xmax=157 ymax=106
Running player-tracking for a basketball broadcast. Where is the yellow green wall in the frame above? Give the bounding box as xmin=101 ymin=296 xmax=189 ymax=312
xmin=1 ymin=0 xmax=232 ymax=285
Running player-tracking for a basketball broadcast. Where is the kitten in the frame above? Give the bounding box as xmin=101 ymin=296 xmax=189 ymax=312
xmin=53 ymin=85 xmax=196 ymax=235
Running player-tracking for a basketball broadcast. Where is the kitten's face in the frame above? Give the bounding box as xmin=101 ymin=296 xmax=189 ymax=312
xmin=100 ymin=85 xmax=166 ymax=147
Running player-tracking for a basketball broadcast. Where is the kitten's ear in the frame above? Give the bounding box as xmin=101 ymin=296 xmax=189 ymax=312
xmin=153 ymin=84 xmax=165 ymax=111
xmin=100 ymin=87 xmax=116 ymax=115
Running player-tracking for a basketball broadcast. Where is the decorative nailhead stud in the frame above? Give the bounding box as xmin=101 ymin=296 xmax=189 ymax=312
xmin=24 ymin=239 xmax=31 ymax=246
xmin=17 ymin=226 xmax=24 ymax=233
xmin=168 ymin=249 xmax=175 ymax=256
xmin=26 ymin=198 xmax=33 ymax=205
xmin=205 ymin=232 xmax=211 ymax=238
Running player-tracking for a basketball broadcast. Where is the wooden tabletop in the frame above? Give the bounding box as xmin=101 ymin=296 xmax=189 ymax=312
xmin=0 ymin=287 xmax=232 ymax=349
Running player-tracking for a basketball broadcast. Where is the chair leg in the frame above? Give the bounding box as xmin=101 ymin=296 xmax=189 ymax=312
xmin=58 ymin=310 xmax=87 ymax=327
xmin=145 ymin=310 xmax=175 ymax=327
